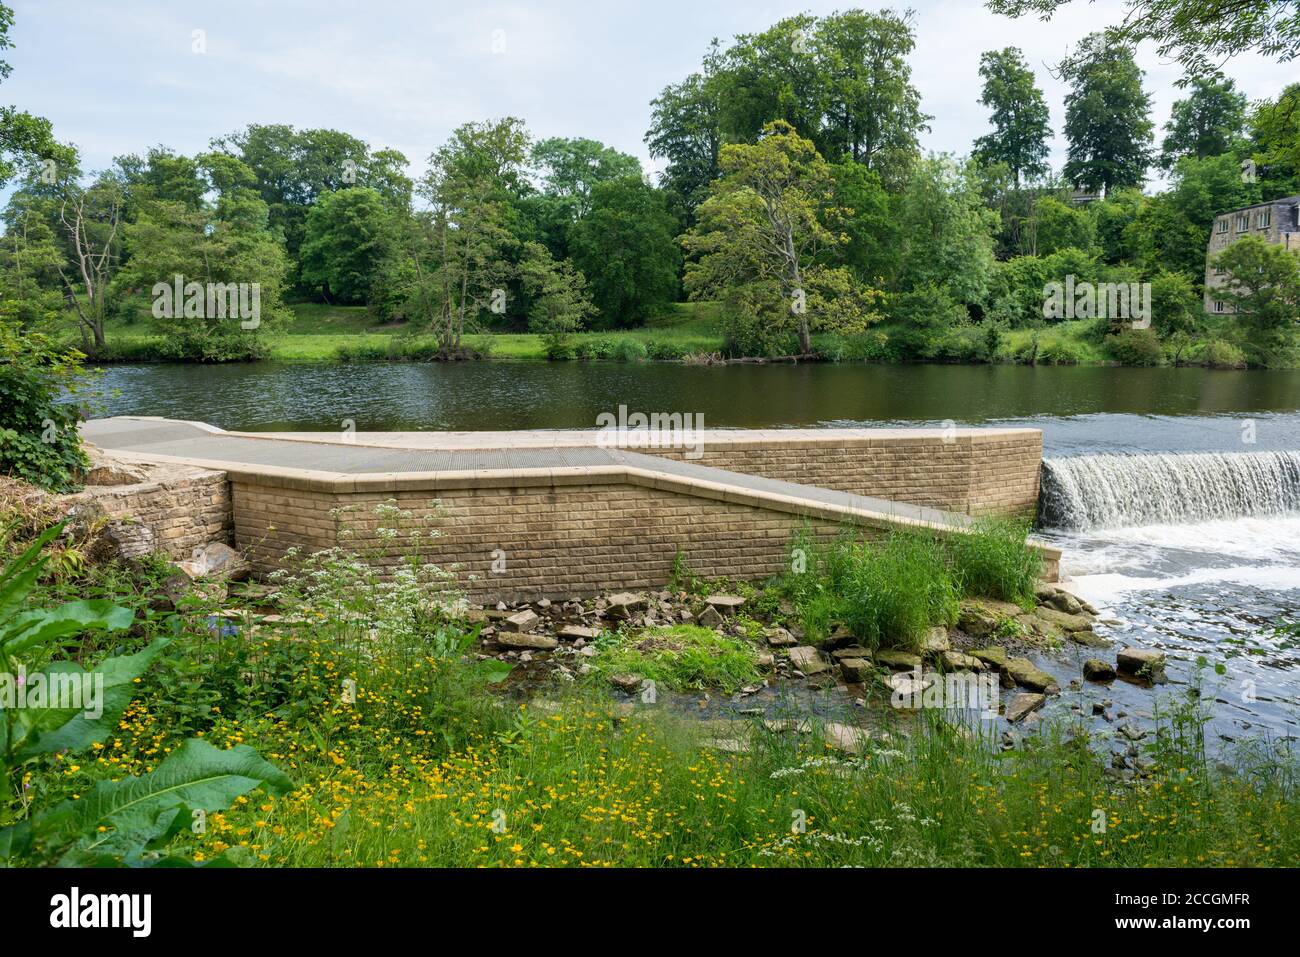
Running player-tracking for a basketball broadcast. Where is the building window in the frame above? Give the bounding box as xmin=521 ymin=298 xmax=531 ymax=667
xmin=1213 ymin=266 xmax=1225 ymax=276
xmin=1217 ymin=219 xmax=1229 ymax=233
xmin=1257 ymin=210 xmax=1271 ymax=228
xmin=1236 ymin=214 xmax=1249 ymax=232
xmin=1214 ymin=300 xmax=1225 ymax=313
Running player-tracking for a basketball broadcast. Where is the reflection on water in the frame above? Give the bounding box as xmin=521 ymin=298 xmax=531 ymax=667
xmin=87 ymin=361 xmax=1300 ymax=434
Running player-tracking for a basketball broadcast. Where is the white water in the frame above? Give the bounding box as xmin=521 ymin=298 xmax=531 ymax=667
xmin=1037 ymin=455 xmax=1300 ymax=741
xmin=1040 ymin=450 xmax=1300 ymax=530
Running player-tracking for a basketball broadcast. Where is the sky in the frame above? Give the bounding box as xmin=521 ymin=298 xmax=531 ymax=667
xmin=3 ymin=0 xmax=1293 ymax=191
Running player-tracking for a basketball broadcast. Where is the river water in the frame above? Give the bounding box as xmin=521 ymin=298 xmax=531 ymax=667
xmin=89 ymin=361 xmax=1300 ymax=744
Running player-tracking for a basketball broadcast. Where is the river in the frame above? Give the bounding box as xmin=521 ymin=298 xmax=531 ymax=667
xmin=89 ymin=361 xmax=1300 ymax=744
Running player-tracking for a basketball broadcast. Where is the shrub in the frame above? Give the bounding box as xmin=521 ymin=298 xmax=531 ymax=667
xmin=1202 ymin=339 xmax=1247 ymax=370
xmin=612 ymin=338 xmax=648 ymax=363
xmin=644 ymin=339 xmax=688 ymax=361
xmin=946 ymin=518 xmax=1042 ymax=607
xmin=1105 ymin=327 xmax=1165 ymax=366
xmin=0 ymin=325 xmax=91 ymax=492
xmin=1036 ymin=338 xmax=1084 ymax=365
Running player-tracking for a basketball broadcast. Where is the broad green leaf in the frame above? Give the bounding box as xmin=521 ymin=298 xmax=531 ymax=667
xmin=36 ymin=739 xmax=293 ymax=847
xmin=0 ymin=522 xmax=61 ymax=622
xmin=2 ymin=599 xmax=134 ymax=655
xmin=10 ymin=636 xmax=170 ymax=760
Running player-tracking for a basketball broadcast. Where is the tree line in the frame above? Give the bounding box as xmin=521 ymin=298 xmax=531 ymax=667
xmin=1 ymin=3 xmax=1298 ymax=366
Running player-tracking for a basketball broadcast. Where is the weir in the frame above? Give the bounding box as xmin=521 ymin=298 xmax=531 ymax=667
xmin=1039 ymin=450 xmax=1300 ymax=530
xmin=79 ymin=417 xmax=1060 ymax=597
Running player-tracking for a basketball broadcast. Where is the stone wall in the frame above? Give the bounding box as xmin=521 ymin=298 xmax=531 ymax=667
xmin=233 ymin=475 xmax=1058 ymax=602
xmin=637 ymin=430 xmax=1043 ymax=517
xmin=69 ymin=465 xmax=232 ymax=562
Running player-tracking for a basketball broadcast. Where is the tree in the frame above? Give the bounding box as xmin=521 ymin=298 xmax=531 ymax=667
xmin=299 ymin=188 xmax=395 ymax=305
xmin=518 ymin=242 xmax=595 ymax=359
xmin=1032 ymin=195 xmax=1096 ymax=256
xmin=569 ymin=176 xmax=680 ymax=328
xmin=683 ymin=121 xmax=877 ymax=356
xmin=1061 ymin=34 xmax=1154 ymax=193
xmin=113 ymin=159 xmax=291 ymax=361
xmin=209 ymin=124 xmax=411 ymax=274
xmin=1129 ymin=153 xmax=1257 ymax=279
xmin=646 ymin=48 xmax=725 ymax=219
xmin=415 ymin=118 xmax=530 ymax=355
xmin=530 ymin=137 xmax=643 ymax=220
xmin=988 ymin=0 xmax=1300 ymax=77
xmin=1212 ymin=236 xmax=1300 ymax=365
xmin=1158 ymin=74 xmax=1248 ymax=170
xmin=57 ymin=175 xmax=124 ymax=354
xmin=1249 ymin=83 xmax=1300 ymax=199
xmin=972 ymin=48 xmax=1052 ymax=186
xmin=892 ymin=156 xmax=999 ymax=306
xmin=1150 ymin=269 xmax=1200 ymax=362
xmin=813 ymin=9 xmax=929 ymax=181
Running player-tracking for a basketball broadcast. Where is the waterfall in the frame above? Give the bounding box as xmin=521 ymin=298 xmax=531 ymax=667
xmin=1039 ymin=451 xmax=1300 ymax=530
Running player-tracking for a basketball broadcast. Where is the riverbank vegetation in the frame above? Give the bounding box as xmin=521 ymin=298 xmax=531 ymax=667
xmin=2 ymin=6 xmax=1299 ymax=368
xmin=2 ymin=497 xmax=1297 ymax=868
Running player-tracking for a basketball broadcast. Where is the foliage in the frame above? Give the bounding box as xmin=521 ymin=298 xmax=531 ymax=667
xmin=1212 ymin=236 xmax=1300 ymax=366
xmin=988 ymin=0 xmax=1300 ymax=77
xmin=0 ymin=524 xmax=290 ymax=865
xmin=1158 ymin=74 xmax=1248 ymax=170
xmin=1059 ymin=33 xmax=1154 ymax=193
xmin=0 ymin=323 xmax=90 ymax=491
xmin=946 ymin=518 xmax=1043 ymax=606
xmin=518 ymin=242 xmax=595 ymax=359
xmin=569 ymin=176 xmax=680 ymax=328
xmin=972 ymin=47 xmax=1052 ymax=186
xmin=590 ymin=624 xmax=760 ymax=693
xmin=299 ymin=187 xmax=397 ymax=305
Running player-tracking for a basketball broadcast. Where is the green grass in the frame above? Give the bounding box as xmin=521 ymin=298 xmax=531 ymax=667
xmin=10 ymin=523 xmax=1299 ymax=869
xmin=773 ymin=522 xmax=1044 ymax=648
xmin=948 ymin=518 xmax=1043 ymax=607
xmin=589 ymin=624 xmax=761 ymax=693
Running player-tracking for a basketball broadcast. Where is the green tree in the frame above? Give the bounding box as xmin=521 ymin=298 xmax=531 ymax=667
xmin=813 ymin=8 xmax=929 ymax=180
xmin=988 ymin=0 xmax=1300 ymax=76
xmin=1158 ymin=74 xmax=1248 ymax=170
xmin=972 ymin=47 xmax=1052 ymax=186
xmin=1032 ymin=195 xmax=1096 ymax=256
xmin=531 ymin=137 xmax=643 ymax=220
xmin=569 ymin=176 xmax=680 ymax=328
xmin=114 ymin=160 xmax=291 ymax=361
xmin=1212 ymin=236 xmax=1300 ymax=366
xmin=683 ymin=121 xmax=877 ymax=356
xmin=1150 ymin=269 xmax=1200 ymax=362
xmin=518 ymin=242 xmax=595 ymax=359
xmin=1249 ymin=83 xmax=1300 ymax=198
xmin=892 ymin=156 xmax=999 ymax=305
xmin=209 ymin=124 xmax=411 ymax=273
xmin=414 ymin=118 xmax=530 ymax=355
xmin=1060 ymin=34 xmax=1154 ymax=193
xmin=646 ymin=46 xmax=725 ymax=219
xmin=299 ymin=187 xmax=396 ymax=305
xmin=0 ymin=323 xmax=89 ymax=491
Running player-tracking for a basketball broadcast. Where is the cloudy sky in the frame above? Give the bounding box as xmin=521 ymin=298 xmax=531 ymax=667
xmin=4 ymin=0 xmax=1290 ymax=189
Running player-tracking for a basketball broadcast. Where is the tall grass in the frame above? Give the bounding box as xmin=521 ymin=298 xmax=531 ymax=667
xmin=947 ymin=518 xmax=1042 ymax=607
xmin=773 ymin=520 xmax=1042 ymax=648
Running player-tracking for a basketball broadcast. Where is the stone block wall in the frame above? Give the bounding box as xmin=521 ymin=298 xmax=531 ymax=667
xmin=71 ymin=467 xmax=232 ymax=561
xmin=234 ymin=476 xmax=1058 ymax=603
xmin=641 ymin=431 xmax=1043 ymax=517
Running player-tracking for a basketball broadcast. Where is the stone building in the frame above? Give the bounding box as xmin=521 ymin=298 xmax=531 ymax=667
xmin=1204 ymin=195 xmax=1300 ymax=313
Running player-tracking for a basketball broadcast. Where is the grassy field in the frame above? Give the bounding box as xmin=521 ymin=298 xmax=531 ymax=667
xmin=71 ymin=301 xmax=1257 ymax=367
